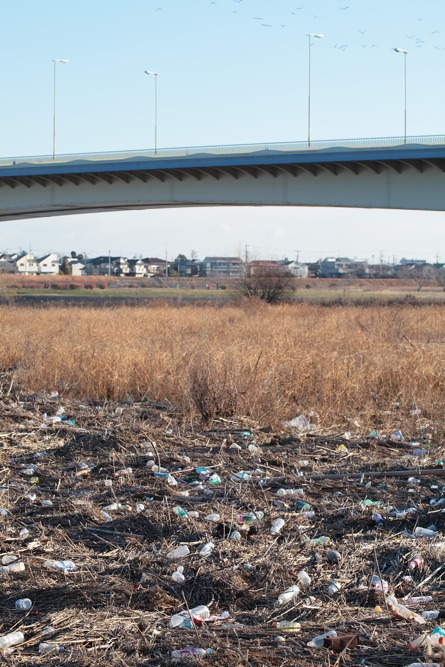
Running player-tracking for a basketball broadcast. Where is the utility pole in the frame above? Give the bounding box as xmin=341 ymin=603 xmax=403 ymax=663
xmin=108 ymin=250 xmax=111 ymax=276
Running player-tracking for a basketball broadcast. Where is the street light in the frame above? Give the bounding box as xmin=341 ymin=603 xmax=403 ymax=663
xmin=393 ymin=47 xmax=408 ymax=143
xmin=144 ymin=69 xmax=159 ymax=154
xmin=307 ymin=33 xmax=323 ymax=147
xmin=52 ymin=59 xmax=69 ymax=159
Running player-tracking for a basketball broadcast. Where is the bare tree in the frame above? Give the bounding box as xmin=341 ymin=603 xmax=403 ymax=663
xmin=236 ymin=267 xmax=293 ymax=304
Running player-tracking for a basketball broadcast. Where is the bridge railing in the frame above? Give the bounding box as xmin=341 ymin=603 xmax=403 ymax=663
xmin=1 ymin=134 xmax=445 ymax=167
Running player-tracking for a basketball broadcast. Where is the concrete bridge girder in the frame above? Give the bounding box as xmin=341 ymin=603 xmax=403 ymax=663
xmin=0 ymin=150 xmax=444 ymax=220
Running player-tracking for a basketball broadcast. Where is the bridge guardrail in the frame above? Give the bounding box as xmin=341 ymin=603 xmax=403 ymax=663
xmin=1 ymin=134 xmax=445 ymax=167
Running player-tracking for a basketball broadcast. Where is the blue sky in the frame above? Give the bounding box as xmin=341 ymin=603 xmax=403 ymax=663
xmin=1 ymin=0 xmax=444 ymax=262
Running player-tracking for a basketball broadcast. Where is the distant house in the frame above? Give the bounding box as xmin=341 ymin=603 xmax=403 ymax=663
xmin=85 ymin=256 xmax=130 ymax=276
xmin=68 ymin=259 xmax=85 ymax=276
xmin=143 ymin=257 xmax=168 ymax=276
xmin=287 ymin=261 xmax=309 ymax=278
xmin=247 ymin=260 xmax=291 ymax=276
xmin=15 ymin=252 xmax=39 ymax=275
xmin=319 ymin=257 xmax=369 ymax=278
xmin=37 ymin=253 xmax=59 ymax=275
xmin=200 ymin=257 xmax=244 ymax=278
xmin=127 ymin=258 xmax=146 ymax=277
xmin=0 ymin=253 xmax=19 ymax=273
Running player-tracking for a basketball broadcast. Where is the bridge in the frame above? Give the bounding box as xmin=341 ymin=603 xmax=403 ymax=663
xmin=0 ymin=135 xmax=445 ymax=221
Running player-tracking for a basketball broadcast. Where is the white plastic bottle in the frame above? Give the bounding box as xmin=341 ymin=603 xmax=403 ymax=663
xmin=172 ymin=566 xmax=185 ymax=583
xmin=14 ymin=598 xmax=32 ymax=610
xmin=277 ymin=584 xmax=300 ymax=605
xmin=271 ymin=518 xmax=285 ymax=534
xmin=167 ymin=545 xmax=190 ymax=559
xmin=307 ymin=630 xmax=337 ymax=648
xmin=414 ymin=526 xmax=437 ymax=538
xmin=421 ymin=610 xmax=440 ymax=620
xmin=0 ymin=631 xmax=25 ymax=649
xmin=297 ymin=570 xmax=311 ymax=587
xmin=205 ymin=513 xmax=220 ymax=522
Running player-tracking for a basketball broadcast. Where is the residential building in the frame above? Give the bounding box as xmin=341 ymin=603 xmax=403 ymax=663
xmin=127 ymin=258 xmax=147 ymax=277
xmin=37 ymin=253 xmax=59 ymax=275
xmin=68 ymin=259 xmax=85 ymax=276
xmin=319 ymin=257 xmax=369 ymax=278
xmin=15 ymin=252 xmax=39 ymax=275
xmin=200 ymin=257 xmax=244 ymax=278
xmin=0 ymin=253 xmax=19 ymax=273
xmin=143 ymin=257 xmax=168 ymax=276
xmin=85 ymin=256 xmax=130 ymax=276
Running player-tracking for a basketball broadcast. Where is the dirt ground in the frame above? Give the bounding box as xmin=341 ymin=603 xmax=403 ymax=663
xmin=1 ymin=387 xmax=445 ymax=666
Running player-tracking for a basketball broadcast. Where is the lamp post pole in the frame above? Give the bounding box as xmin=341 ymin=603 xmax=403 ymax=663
xmin=307 ymin=33 xmax=323 ymax=147
xmin=393 ymin=48 xmax=408 ymax=143
xmin=52 ymin=59 xmax=69 ymax=159
xmin=144 ymin=70 xmax=159 ymax=154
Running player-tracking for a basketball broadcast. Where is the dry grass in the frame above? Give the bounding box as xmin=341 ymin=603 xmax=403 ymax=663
xmin=1 ymin=301 xmax=445 ymax=433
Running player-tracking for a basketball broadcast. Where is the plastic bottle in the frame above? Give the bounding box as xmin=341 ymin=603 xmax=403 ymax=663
xmin=208 ymin=473 xmax=221 ymax=485
xmin=328 ymin=580 xmax=342 ymax=595
xmin=421 ymin=610 xmax=440 ymax=620
xmin=14 ymin=598 xmax=32 ymax=610
xmin=372 ymin=512 xmax=384 ymax=527
xmin=229 ymin=530 xmax=241 ymax=541
xmin=38 ymin=643 xmax=65 ymax=654
xmin=171 ymin=648 xmax=213 ymax=659
xmin=297 ymin=570 xmax=311 ymax=587
xmin=199 ymin=542 xmax=214 ymax=557
xmin=173 ymin=506 xmax=188 ymax=518
xmin=310 ymin=536 xmax=330 ymax=545
xmin=386 ymin=595 xmax=426 ymax=623
xmin=406 ymin=595 xmax=433 ymax=605
xmin=369 ymin=575 xmax=388 ymax=594
xmin=307 ymin=630 xmax=337 ymax=648
xmin=0 ymin=631 xmax=25 ymax=649
xmin=294 ymin=500 xmax=311 ymax=511
xmin=276 ymin=488 xmax=304 ymax=497
xmin=205 ymin=513 xmax=220 ymax=522
xmin=44 ymin=559 xmax=77 ymax=573
xmin=170 ymin=605 xmax=210 ymax=628
xmin=277 ymin=584 xmax=300 ymax=605
xmin=237 ymin=511 xmax=264 ymax=523
xmin=271 ymin=518 xmax=285 ymax=534
xmin=414 ymin=527 xmax=436 ymax=538
xmin=408 ymin=555 xmax=424 ymax=570
xmin=172 ymin=566 xmax=185 ymax=584
xmin=0 ymin=561 xmax=25 ymax=574
xmin=276 ymin=621 xmax=301 ymax=632
xmin=167 ymin=545 xmax=190 ymax=559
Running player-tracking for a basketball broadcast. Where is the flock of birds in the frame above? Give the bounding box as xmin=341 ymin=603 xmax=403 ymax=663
xmin=153 ymin=1 xmax=444 ymax=52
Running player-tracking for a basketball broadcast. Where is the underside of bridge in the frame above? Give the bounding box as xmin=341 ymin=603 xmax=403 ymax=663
xmin=0 ymin=148 xmax=444 ymax=220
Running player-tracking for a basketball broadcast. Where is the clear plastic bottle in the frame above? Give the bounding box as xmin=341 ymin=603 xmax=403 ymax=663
xmin=276 ymin=488 xmax=304 ymax=497
xmin=0 ymin=631 xmax=25 ymax=649
xmin=307 ymin=630 xmax=337 ymax=648
xmin=386 ymin=595 xmax=426 ymax=623
xmin=0 ymin=561 xmax=25 ymax=574
xmin=167 ymin=545 xmax=190 ymax=559
xmin=414 ymin=527 xmax=436 ymax=538
xmin=14 ymin=598 xmax=32 ymax=610
xmin=170 ymin=605 xmax=210 ymax=628
xmin=38 ymin=643 xmax=65 ymax=654
xmin=271 ymin=518 xmax=285 ymax=534
xmin=199 ymin=542 xmax=214 ymax=557
xmin=328 ymin=580 xmax=342 ymax=595
xmin=205 ymin=513 xmax=220 ymax=522
xmin=229 ymin=530 xmax=241 ymax=541
xmin=171 ymin=648 xmax=213 ymax=659
xmin=297 ymin=570 xmax=311 ymax=587
xmin=421 ymin=610 xmax=440 ymax=620
xmin=44 ymin=559 xmax=77 ymax=573
xmin=276 ymin=621 xmax=301 ymax=632
xmin=237 ymin=511 xmax=264 ymax=523
xmin=277 ymin=584 xmax=300 ymax=605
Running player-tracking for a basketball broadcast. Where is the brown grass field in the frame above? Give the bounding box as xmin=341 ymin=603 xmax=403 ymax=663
xmin=1 ymin=301 xmax=445 ymax=435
